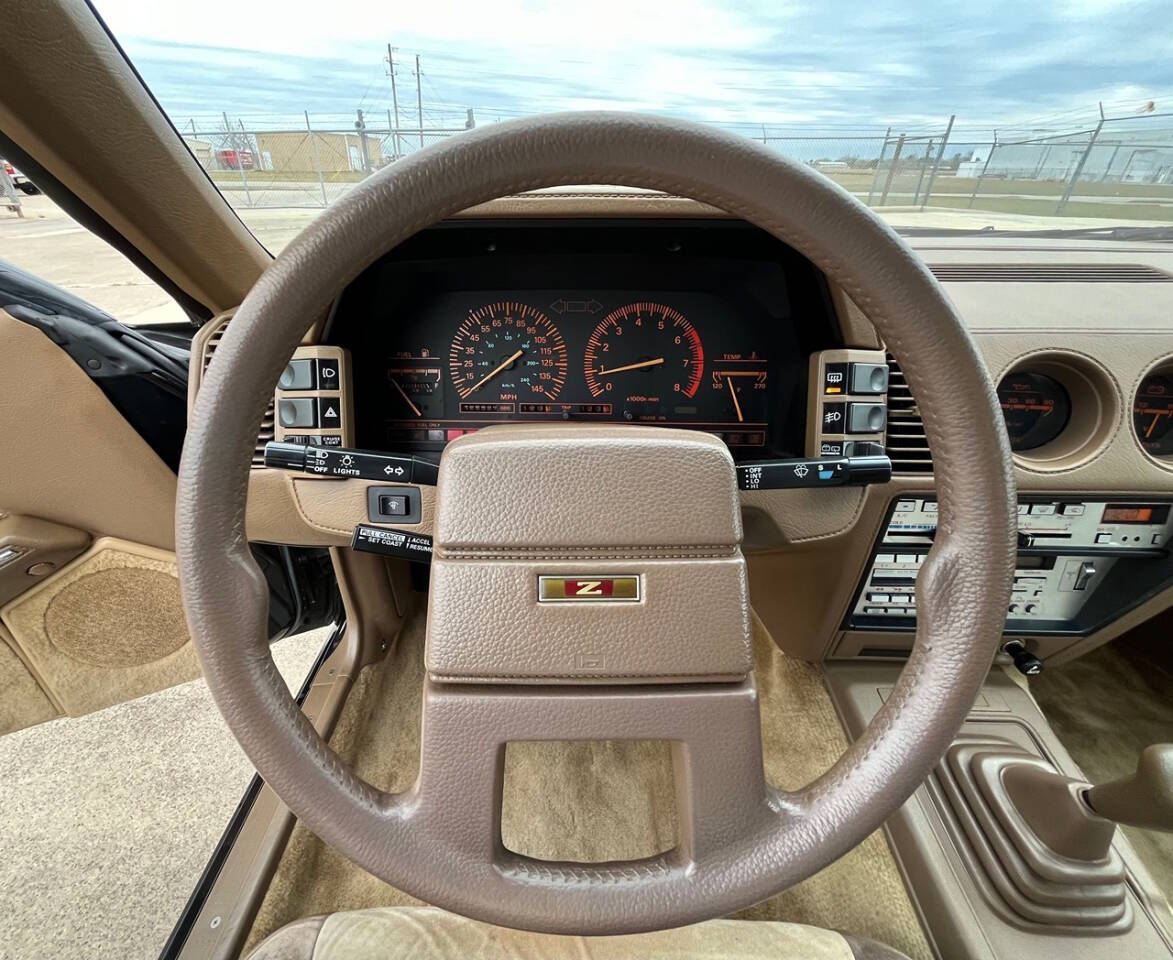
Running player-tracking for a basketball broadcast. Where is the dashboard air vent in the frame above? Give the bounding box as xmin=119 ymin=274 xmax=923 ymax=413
xmin=928 ymin=263 xmax=1171 ymax=283
xmin=201 ymin=320 xmax=274 ymax=467
xmin=885 ymin=354 xmax=932 ymax=474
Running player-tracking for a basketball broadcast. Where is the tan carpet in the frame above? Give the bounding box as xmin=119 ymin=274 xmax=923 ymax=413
xmin=1031 ymin=621 xmax=1173 ymax=900
xmin=247 ymin=611 xmax=932 ymax=960
xmin=0 ymin=627 xmax=330 ymax=960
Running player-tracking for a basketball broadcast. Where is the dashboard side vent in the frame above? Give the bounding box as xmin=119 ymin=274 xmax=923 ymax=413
xmin=201 ymin=321 xmax=275 ymax=467
xmin=885 ymin=354 xmax=932 ymax=474
xmin=928 ymin=263 xmax=1172 ymax=283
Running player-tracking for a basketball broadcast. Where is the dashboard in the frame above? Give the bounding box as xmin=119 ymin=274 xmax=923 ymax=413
xmin=329 ymin=221 xmax=841 ymax=460
xmin=221 ymin=197 xmax=1173 ymax=674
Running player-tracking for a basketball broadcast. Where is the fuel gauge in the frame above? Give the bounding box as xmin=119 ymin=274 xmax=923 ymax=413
xmin=387 ymin=366 xmax=444 ymax=419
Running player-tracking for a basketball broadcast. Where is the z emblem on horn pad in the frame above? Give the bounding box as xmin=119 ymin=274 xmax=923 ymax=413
xmin=537 ymin=576 xmax=640 ymax=602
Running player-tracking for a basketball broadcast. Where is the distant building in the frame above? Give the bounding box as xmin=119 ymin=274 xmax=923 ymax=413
xmin=253 ymin=131 xmax=384 ymax=174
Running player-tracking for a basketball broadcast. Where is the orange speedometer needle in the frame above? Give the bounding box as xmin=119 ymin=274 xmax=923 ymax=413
xmin=726 ymin=375 xmax=743 ymax=422
xmin=469 ymin=349 xmax=524 ymax=394
xmin=391 ymin=378 xmax=421 ymax=417
xmin=596 ymin=357 xmax=665 ymax=376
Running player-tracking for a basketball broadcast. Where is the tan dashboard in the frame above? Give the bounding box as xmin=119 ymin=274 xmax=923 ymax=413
xmin=189 ymin=198 xmax=1173 ymax=668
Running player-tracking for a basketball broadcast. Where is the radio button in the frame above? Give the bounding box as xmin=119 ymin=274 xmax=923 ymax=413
xmin=1030 ymin=504 xmax=1056 ymax=515
xmin=1061 ymin=503 xmax=1086 ymax=516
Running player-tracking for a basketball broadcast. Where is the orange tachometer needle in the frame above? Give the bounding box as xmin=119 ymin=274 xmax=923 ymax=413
xmin=596 ymin=357 xmax=665 ymax=376
xmin=391 ymin=378 xmax=422 ymax=417
xmin=726 ymin=375 xmax=743 ymax=422
xmin=1147 ymin=413 xmax=1164 ymax=438
xmin=469 ymin=349 xmax=524 ymax=394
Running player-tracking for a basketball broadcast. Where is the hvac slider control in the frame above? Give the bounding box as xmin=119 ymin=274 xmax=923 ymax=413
xmin=737 ymin=454 xmax=891 ymax=491
xmin=263 ymin=441 xmax=439 ymax=484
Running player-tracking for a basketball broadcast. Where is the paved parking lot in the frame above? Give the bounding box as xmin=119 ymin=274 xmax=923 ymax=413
xmin=0 ymin=195 xmax=324 ymax=326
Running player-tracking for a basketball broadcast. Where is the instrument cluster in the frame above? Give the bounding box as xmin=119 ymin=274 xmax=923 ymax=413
xmin=331 ymin=220 xmax=840 ymax=461
xmin=379 ymin=291 xmax=772 ymax=453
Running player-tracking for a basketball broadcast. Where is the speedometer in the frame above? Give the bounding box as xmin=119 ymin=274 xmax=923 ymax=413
xmin=583 ymin=303 xmax=704 ymax=407
xmin=448 ymin=302 xmax=567 ymax=405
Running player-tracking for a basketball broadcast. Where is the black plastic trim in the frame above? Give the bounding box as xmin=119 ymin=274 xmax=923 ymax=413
xmin=157 ymin=622 xmax=344 ymax=960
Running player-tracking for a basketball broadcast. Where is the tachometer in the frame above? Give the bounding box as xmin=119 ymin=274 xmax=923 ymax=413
xmin=997 ymin=372 xmax=1071 ymax=451
xmin=583 ymin=303 xmax=704 ymax=408
xmin=1134 ymin=371 xmax=1173 ymax=457
xmin=449 ymin=302 xmax=567 ymax=406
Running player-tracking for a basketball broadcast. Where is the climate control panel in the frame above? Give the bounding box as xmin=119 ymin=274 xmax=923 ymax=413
xmin=849 ymin=496 xmax=1173 ymax=634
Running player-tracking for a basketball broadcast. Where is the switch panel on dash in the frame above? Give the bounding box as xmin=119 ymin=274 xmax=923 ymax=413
xmin=808 ymin=349 xmax=889 ymax=458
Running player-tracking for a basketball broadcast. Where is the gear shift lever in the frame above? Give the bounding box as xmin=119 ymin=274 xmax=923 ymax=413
xmin=939 ymin=739 xmax=1173 ymax=929
xmin=1085 ymin=744 xmax=1173 ymax=833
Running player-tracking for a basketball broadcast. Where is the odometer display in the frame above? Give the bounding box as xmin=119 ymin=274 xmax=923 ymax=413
xmin=583 ymin=303 xmax=704 ymax=414
xmin=448 ymin=302 xmax=567 ymax=404
xmin=1134 ymin=372 xmax=1173 ymax=457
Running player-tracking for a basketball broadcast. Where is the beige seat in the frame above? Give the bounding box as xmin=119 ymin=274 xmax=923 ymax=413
xmin=248 ymin=907 xmax=911 ymax=959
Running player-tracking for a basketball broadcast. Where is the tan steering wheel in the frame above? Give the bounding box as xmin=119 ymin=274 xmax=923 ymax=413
xmin=176 ymin=112 xmax=1016 ymax=935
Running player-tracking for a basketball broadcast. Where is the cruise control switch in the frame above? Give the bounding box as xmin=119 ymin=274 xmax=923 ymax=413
xmin=736 ymin=454 xmax=892 ymax=491
xmin=263 ymin=441 xmax=439 ymax=485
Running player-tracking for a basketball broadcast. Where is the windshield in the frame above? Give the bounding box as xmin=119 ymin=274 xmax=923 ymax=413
xmin=94 ymin=1 xmax=1173 ymax=251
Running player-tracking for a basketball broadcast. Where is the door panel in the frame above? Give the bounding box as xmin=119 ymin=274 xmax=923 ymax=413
xmin=0 ymin=624 xmax=58 ymax=734
xmin=0 ymin=309 xmax=195 ymax=732
xmin=0 ymin=310 xmax=178 ymax=550
xmin=1 ymin=538 xmax=198 ymax=720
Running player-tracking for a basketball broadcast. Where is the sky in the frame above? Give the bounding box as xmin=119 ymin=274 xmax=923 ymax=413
xmin=94 ymin=0 xmax=1172 ymax=137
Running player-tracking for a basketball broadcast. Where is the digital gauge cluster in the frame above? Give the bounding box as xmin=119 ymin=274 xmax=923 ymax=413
xmin=372 ymin=291 xmax=776 ymax=456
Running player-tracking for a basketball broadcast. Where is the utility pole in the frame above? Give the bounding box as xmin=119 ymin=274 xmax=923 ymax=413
xmin=1058 ymin=110 xmax=1105 ymax=214
xmin=415 ymin=54 xmax=424 ymax=149
xmin=355 ymin=108 xmax=371 ymax=173
xmin=387 ymin=44 xmax=401 ymax=158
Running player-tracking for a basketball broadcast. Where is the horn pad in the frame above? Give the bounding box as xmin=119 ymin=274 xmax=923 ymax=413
xmin=426 ymin=424 xmax=751 ymax=684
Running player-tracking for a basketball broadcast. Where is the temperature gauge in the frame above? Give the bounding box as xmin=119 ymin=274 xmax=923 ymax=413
xmin=710 ymin=368 xmax=769 ymax=424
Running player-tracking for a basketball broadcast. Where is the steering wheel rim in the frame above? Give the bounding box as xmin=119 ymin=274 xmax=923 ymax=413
xmin=177 ymin=111 xmax=1016 ymax=934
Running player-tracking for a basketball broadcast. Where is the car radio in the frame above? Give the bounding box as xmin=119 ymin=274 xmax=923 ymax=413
xmin=848 ymin=497 xmax=1173 ymax=635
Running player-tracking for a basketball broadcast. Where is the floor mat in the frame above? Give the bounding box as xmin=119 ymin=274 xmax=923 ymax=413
xmin=0 ymin=627 xmax=330 ymax=960
xmin=247 ymin=609 xmax=932 ymax=960
xmin=1031 ymin=620 xmax=1173 ymax=899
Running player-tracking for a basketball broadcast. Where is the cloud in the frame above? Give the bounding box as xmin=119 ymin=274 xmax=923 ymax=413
xmin=95 ymin=0 xmax=1173 ymax=135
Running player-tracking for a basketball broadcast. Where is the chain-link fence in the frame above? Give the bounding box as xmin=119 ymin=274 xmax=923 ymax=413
xmin=183 ymin=112 xmax=467 ymax=209
xmin=954 ymin=114 xmax=1173 ymax=219
xmin=183 ymin=109 xmax=1173 ymax=221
